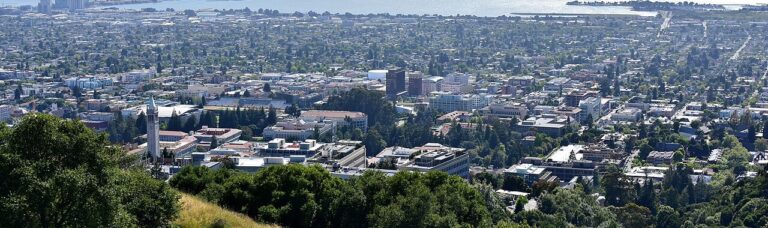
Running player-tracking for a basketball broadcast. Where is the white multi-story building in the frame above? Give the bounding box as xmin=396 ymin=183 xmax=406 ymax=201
xmin=429 ymin=92 xmax=493 ymax=112
xmin=422 ymin=76 xmax=444 ymax=95
xmin=440 ymin=73 xmax=471 ymax=93
xmin=445 ymin=72 xmax=470 ymax=85
xmin=480 ymin=102 xmax=528 ymax=119
xmin=579 ymin=97 xmax=602 ymax=123
xmin=64 ymin=76 xmax=113 ymax=89
xmin=374 ymin=143 xmax=470 ymax=179
xmin=300 ymin=110 xmax=368 ymax=131
xmin=0 ymin=69 xmax=34 ymax=80
xmin=122 ymin=70 xmax=154 ymax=83
xmin=262 ymin=119 xmax=335 ymax=140
xmin=611 ymin=107 xmax=642 ymax=122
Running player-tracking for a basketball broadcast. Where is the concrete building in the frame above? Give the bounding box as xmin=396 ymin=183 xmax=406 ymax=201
xmin=445 ymin=72 xmax=470 ymax=85
xmin=386 ymin=69 xmax=406 ymax=98
xmin=54 ymin=0 xmax=88 ymax=11
xmin=299 ymin=110 xmax=368 ymax=131
xmin=372 ymin=143 xmax=470 ymax=179
xmin=514 ymin=115 xmax=573 ymax=137
xmin=480 ymin=102 xmax=528 ymax=119
xmin=308 ymin=140 xmax=367 ymax=168
xmin=422 ymin=76 xmax=444 ymax=95
xmin=193 ymin=127 xmax=243 ymax=147
xmin=611 ymin=107 xmax=642 ymax=122
xmin=367 ymin=70 xmax=388 ymax=80
xmin=122 ymin=70 xmax=154 ymax=83
xmin=544 ymin=77 xmax=571 ymax=94
xmin=565 ymin=90 xmax=599 ymax=107
xmin=64 ymin=76 xmax=113 ymax=90
xmin=508 ymin=76 xmax=535 ymax=89
xmin=647 ymin=151 xmax=675 ymax=165
xmin=37 ymin=0 xmax=51 ymax=13
xmin=429 ymin=92 xmax=492 ymax=112
xmin=440 ymin=73 xmax=470 ymax=93
xmin=258 ymin=138 xmax=325 ymax=157
xmin=262 ymin=119 xmax=335 ymax=140
xmin=504 ymin=163 xmax=556 ymax=185
xmin=517 ymin=144 xmax=619 ymax=181
xmin=407 ymin=71 xmax=423 ymax=96
xmin=227 ymin=156 xmax=306 ymax=173
xmin=579 ymin=97 xmax=602 ymax=123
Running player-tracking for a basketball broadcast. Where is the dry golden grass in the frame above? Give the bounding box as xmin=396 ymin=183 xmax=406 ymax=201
xmin=174 ymin=193 xmax=278 ymax=228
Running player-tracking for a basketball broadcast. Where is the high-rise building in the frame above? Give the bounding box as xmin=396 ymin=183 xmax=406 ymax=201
xmin=386 ymin=69 xmax=406 ymax=97
xmin=146 ymin=97 xmax=161 ymax=161
xmin=53 ymin=0 xmax=87 ymax=11
xmin=407 ymin=71 xmax=423 ymax=97
xmin=37 ymin=0 xmax=51 ymax=14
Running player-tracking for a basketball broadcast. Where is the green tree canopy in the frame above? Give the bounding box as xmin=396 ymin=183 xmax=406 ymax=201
xmin=0 ymin=114 xmax=179 ymax=227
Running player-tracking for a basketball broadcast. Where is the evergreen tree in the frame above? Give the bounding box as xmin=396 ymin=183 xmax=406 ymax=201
xmin=601 ymin=165 xmax=635 ymax=206
xmin=183 ymin=115 xmax=197 ymax=132
xmin=761 ymin=120 xmax=768 ymax=140
xmin=263 ymin=83 xmax=271 ymax=93
xmin=363 ymin=128 xmax=386 ymax=156
xmin=167 ymin=111 xmax=182 ymax=131
xmin=267 ymin=107 xmax=277 ymax=125
xmin=136 ymin=112 xmax=147 ymax=135
xmin=210 ymin=135 xmax=219 ymax=149
xmin=638 ymin=179 xmax=656 ymax=213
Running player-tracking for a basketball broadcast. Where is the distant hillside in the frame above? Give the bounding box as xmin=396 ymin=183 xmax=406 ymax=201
xmin=175 ymin=193 xmax=277 ymax=228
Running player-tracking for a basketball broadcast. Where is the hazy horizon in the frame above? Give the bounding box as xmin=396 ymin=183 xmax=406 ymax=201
xmin=2 ymin=0 xmax=767 ymax=17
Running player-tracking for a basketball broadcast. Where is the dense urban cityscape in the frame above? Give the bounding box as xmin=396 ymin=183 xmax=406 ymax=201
xmin=1 ymin=1 xmax=768 ymax=227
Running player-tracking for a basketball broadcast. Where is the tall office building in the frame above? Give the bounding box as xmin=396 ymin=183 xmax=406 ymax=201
xmin=38 ymin=0 xmax=51 ymax=14
xmin=386 ymin=69 xmax=406 ymax=97
xmin=407 ymin=71 xmax=423 ymax=97
xmin=53 ymin=0 xmax=87 ymax=11
xmin=146 ymin=97 xmax=161 ymax=161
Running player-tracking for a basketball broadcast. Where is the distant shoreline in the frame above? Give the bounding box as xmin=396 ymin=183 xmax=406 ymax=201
xmin=566 ymin=0 xmax=726 ymax=11
xmin=510 ymin=12 xmax=651 ymax=17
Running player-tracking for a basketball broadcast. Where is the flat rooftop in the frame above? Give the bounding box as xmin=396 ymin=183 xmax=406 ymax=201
xmin=547 ymin=145 xmax=584 ymax=162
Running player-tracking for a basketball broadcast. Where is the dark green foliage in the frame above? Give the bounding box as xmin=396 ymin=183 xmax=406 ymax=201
xmin=119 ymin=170 xmax=182 ymax=227
xmin=655 ymin=205 xmax=681 ymax=228
xmin=0 ymin=114 xmax=179 ymax=227
xmin=108 ymin=112 xmax=139 ymax=143
xmin=214 ymin=107 xmax=273 ymax=136
xmin=322 ymin=88 xmax=396 ymax=127
xmin=183 ymin=115 xmax=198 ymax=132
xmin=170 ymin=165 xmax=498 ymax=228
xmin=609 ymin=203 xmax=652 ymax=228
xmin=167 ymin=112 xmax=183 ymax=131
xmin=535 ymin=188 xmax=618 ymax=227
xmin=502 ymin=174 xmax=529 ymax=192
xmin=601 ymin=165 xmax=635 ymax=207
xmin=363 ymin=127 xmax=387 ymax=155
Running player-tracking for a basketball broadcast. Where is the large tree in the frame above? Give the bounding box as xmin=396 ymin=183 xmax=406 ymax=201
xmin=0 ymin=114 xmax=179 ymax=227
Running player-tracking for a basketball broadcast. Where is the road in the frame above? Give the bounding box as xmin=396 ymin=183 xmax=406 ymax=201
xmin=658 ymin=11 xmax=672 ymax=38
xmin=729 ymin=33 xmax=751 ymax=62
xmin=625 ymin=149 xmax=639 ymax=172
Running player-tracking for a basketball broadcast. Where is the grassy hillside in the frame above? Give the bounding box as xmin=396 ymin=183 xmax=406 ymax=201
xmin=175 ymin=193 xmax=277 ymax=228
